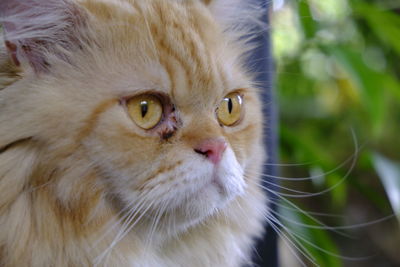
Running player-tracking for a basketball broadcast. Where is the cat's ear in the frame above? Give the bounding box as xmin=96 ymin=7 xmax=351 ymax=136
xmin=0 ymin=0 xmax=86 ymax=73
xmin=200 ymin=0 xmax=266 ymax=34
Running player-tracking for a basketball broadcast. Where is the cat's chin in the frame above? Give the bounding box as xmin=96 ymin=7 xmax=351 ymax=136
xmin=160 ymin=183 xmax=234 ymax=235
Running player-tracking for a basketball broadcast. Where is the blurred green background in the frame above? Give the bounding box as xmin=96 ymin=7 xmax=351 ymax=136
xmin=271 ymin=0 xmax=400 ymax=266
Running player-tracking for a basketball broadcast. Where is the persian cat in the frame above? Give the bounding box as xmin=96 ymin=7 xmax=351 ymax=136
xmin=0 ymin=0 xmax=268 ymax=266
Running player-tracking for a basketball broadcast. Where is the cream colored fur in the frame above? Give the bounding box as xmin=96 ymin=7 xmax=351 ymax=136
xmin=0 ymin=0 xmax=268 ymax=266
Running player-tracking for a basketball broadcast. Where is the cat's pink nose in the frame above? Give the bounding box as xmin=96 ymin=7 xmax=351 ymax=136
xmin=194 ymin=138 xmax=227 ymax=165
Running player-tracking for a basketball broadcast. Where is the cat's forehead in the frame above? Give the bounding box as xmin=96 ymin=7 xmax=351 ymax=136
xmin=82 ymin=0 xmax=246 ymax=105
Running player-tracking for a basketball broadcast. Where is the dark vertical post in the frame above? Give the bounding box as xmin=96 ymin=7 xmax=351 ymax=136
xmin=247 ymin=1 xmax=279 ymax=266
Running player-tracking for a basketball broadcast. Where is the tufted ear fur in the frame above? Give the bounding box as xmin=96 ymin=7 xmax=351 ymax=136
xmin=0 ymin=0 xmax=86 ymax=73
xmin=200 ymin=0 xmax=267 ymax=32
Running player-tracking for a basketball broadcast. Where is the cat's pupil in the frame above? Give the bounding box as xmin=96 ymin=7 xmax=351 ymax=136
xmin=228 ymin=98 xmax=233 ymax=114
xmin=140 ymin=101 xmax=148 ymax=118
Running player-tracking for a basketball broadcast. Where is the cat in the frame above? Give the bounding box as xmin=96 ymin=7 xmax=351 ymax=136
xmin=0 ymin=0 xmax=268 ymax=266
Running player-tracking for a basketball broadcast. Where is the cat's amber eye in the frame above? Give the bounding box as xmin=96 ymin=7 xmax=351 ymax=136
xmin=126 ymin=94 xmax=163 ymax=130
xmin=217 ymin=92 xmax=243 ymax=126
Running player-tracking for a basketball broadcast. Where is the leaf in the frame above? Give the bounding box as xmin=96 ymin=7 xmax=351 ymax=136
xmin=298 ymin=0 xmax=317 ymax=39
xmin=326 ymin=173 xmax=347 ymax=210
xmin=327 ymin=45 xmax=387 ymax=137
xmin=353 ymin=2 xmax=400 ymax=56
xmin=372 ymin=153 xmax=400 ymax=223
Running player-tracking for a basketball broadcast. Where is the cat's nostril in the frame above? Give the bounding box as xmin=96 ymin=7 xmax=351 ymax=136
xmin=194 ymin=148 xmax=209 ymax=156
xmin=194 ymin=138 xmax=227 ymax=165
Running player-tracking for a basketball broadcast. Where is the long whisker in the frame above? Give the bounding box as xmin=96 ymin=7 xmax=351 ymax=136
xmin=247 ymin=129 xmax=362 ymax=183
xmin=272 ymin=205 xmax=397 ymax=230
xmin=144 ymin=198 xmax=169 ymax=252
xmin=94 ymin=184 xmax=163 ymax=266
xmin=265 ymin=212 xmax=317 ymax=266
xmin=92 ymin=191 xmax=149 ymax=248
xmin=268 ymin=199 xmax=346 ymax=218
xmin=94 ymin=196 xmax=154 ymax=266
xmin=262 ymin=161 xmax=320 ymax=167
xmin=245 ymin=136 xmax=358 ymax=198
xmin=248 ymin=146 xmax=358 ymax=182
xmin=232 ymin=197 xmax=316 ymax=266
xmin=255 ymin=179 xmax=325 ymax=196
xmin=272 ymin=212 xmax=375 ymax=262
xmin=260 ymin=185 xmax=352 ymax=237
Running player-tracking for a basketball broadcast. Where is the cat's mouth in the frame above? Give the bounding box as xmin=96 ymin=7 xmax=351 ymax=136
xmin=195 ymin=174 xmax=225 ymax=198
xmin=190 ymin=147 xmax=246 ymax=210
xmin=210 ymin=176 xmax=225 ymax=195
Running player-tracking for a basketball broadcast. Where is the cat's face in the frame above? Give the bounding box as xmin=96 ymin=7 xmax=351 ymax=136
xmin=1 ymin=0 xmax=264 ymax=233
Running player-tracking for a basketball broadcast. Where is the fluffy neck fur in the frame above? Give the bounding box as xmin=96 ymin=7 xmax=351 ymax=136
xmin=0 ymin=0 xmax=268 ymax=266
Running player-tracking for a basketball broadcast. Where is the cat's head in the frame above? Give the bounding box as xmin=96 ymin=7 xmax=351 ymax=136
xmin=0 ymin=0 xmax=265 ymax=233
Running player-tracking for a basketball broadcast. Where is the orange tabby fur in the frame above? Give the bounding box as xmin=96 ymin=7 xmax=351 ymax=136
xmin=0 ymin=0 xmax=267 ymax=266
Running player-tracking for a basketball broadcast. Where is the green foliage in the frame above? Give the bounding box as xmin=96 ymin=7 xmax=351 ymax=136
xmin=272 ymin=0 xmax=400 ymax=265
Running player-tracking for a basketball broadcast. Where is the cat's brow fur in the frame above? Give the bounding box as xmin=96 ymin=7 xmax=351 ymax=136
xmin=0 ymin=0 xmax=268 ymax=266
